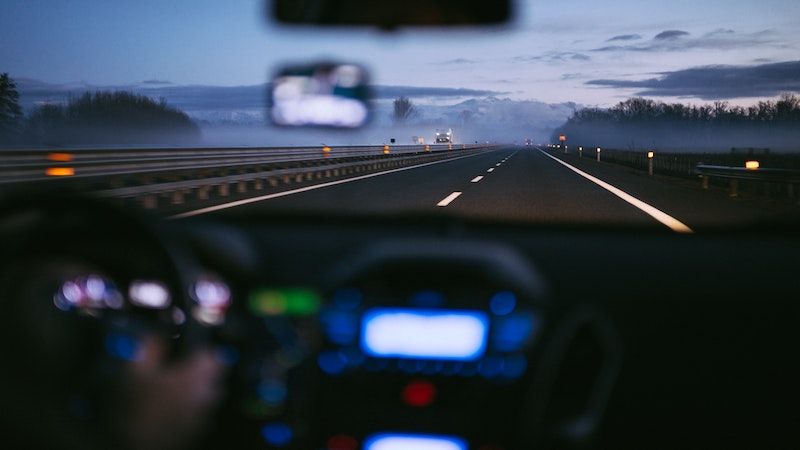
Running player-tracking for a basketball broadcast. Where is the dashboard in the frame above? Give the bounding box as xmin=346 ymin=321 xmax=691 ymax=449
xmin=0 ymin=198 xmax=798 ymax=450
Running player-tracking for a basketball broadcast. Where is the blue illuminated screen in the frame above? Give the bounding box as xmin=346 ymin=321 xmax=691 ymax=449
xmin=361 ymin=308 xmax=488 ymax=360
xmin=364 ymin=433 xmax=468 ymax=450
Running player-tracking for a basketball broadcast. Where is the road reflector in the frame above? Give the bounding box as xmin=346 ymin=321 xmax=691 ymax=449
xmin=745 ymin=160 xmax=760 ymax=170
xmin=46 ymin=167 xmax=75 ymax=176
xmin=48 ymin=152 xmax=73 ymax=162
xmin=322 ymin=146 xmax=331 ymax=153
xmin=383 ymin=145 xmax=390 ymax=154
xmin=647 ymin=151 xmax=654 ymax=159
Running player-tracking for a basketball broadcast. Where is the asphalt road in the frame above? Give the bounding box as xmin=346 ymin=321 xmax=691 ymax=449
xmin=175 ymin=146 xmax=795 ymax=231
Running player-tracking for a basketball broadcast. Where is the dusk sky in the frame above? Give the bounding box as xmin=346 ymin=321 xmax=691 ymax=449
xmin=1 ymin=0 xmax=798 ymax=106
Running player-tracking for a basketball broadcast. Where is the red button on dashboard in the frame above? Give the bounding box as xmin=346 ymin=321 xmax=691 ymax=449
xmin=402 ymin=379 xmax=437 ymax=407
xmin=327 ymin=434 xmax=358 ymax=450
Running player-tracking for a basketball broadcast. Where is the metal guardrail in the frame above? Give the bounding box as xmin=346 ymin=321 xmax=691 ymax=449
xmin=695 ymin=164 xmax=800 ymax=198
xmin=548 ymin=144 xmax=800 ymax=179
xmin=695 ymin=164 xmax=800 ymax=182
xmin=0 ymin=143 xmax=495 ymax=209
xmin=0 ymin=144 xmax=477 ymax=184
xmin=543 ymin=144 xmax=800 ymax=203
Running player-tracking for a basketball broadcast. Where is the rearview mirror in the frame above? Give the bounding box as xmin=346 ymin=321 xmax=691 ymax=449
xmin=271 ymin=0 xmax=512 ymax=28
xmin=268 ymin=63 xmax=371 ymax=129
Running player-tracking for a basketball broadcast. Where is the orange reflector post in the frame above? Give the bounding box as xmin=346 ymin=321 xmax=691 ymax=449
xmin=48 ymin=152 xmax=74 ymax=162
xmin=383 ymin=145 xmax=390 ymax=154
xmin=745 ymin=161 xmax=760 ymax=170
xmin=322 ymin=146 xmax=332 ymax=153
xmin=46 ymin=167 xmax=75 ymax=176
xmin=425 ymin=145 xmax=430 ymax=152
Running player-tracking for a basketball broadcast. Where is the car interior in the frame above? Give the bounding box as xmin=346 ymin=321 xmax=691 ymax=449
xmin=1 ymin=1 xmax=798 ymax=450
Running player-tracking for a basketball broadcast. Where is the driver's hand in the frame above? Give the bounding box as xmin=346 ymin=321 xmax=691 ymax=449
xmin=123 ymin=336 xmax=226 ymax=450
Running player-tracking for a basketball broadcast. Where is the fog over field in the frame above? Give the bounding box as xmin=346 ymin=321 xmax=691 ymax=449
xmin=12 ymin=78 xmax=800 ymax=151
xmin=15 ymin=79 xmax=577 ymax=146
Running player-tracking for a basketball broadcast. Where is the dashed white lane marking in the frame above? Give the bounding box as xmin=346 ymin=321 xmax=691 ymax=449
xmin=537 ymin=149 xmax=693 ymax=234
xmin=487 ymin=168 xmax=494 ymax=173
xmin=437 ymin=192 xmax=462 ymax=207
xmin=169 ymin=151 xmax=490 ymax=219
xmin=471 ymin=176 xmax=484 ymax=183
xmin=496 ymin=163 xmax=502 ymax=166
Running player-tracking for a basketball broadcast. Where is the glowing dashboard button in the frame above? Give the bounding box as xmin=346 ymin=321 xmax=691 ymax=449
xmin=364 ymin=434 xmax=467 ymax=450
xmin=261 ymin=422 xmax=293 ymax=447
xmin=192 ymin=277 xmax=231 ymax=310
xmin=328 ymin=435 xmax=358 ymax=450
xmin=402 ymin=380 xmax=437 ymax=407
xmin=489 ymin=292 xmax=516 ymax=316
xmin=129 ymin=280 xmax=171 ymax=309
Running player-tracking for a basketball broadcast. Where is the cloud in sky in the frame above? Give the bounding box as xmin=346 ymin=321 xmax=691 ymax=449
xmin=372 ymin=86 xmax=506 ymax=99
xmin=433 ymin=58 xmax=477 ymax=65
xmin=708 ymin=28 xmax=735 ymax=35
xmin=585 ymin=60 xmax=800 ymax=99
xmin=654 ymin=30 xmax=690 ymax=40
xmin=560 ymin=73 xmax=586 ymax=81
xmin=514 ymin=52 xmax=591 ymax=63
xmin=607 ymin=34 xmax=642 ymax=42
xmin=591 ymin=28 xmax=780 ymax=53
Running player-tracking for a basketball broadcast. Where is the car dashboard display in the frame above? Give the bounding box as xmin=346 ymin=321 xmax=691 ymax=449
xmin=1 ymin=201 xmax=798 ymax=450
xmin=221 ymin=238 xmax=569 ymax=450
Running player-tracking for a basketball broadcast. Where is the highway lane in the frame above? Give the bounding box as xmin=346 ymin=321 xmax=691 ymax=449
xmin=174 ymin=149 xmax=515 ymax=218
xmin=538 ymin=148 xmax=797 ymax=229
xmin=441 ymin=148 xmax=679 ymax=229
xmin=187 ymin=146 xmax=699 ymax=231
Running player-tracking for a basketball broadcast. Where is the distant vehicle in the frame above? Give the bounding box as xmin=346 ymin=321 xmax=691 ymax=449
xmin=525 ymin=138 xmax=533 ymax=146
xmin=435 ymin=128 xmax=454 ymax=143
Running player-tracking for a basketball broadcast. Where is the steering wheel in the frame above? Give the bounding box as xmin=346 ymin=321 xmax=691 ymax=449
xmin=0 ymin=194 xmax=219 ymax=449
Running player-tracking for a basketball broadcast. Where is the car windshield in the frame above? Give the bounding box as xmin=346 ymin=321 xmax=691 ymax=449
xmin=1 ymin=0 xmax=799 ymax=230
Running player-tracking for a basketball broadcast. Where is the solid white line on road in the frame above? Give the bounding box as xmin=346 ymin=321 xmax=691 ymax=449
xmin=471 ymin=176 xmax=484 ymax=183
xmin=538 ymin=149 xmax=694 ymax=234
xmin=169 ymin=151 xmax=490 ymax=219
xmin=487 ymin=168 xmax=494 ymax=173
xmin=437 ymin=192 xmax=462 ymax=207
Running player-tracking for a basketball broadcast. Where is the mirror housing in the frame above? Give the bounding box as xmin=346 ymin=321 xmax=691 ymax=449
xmin=271 ymin=0 xmax=512 ymax=28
